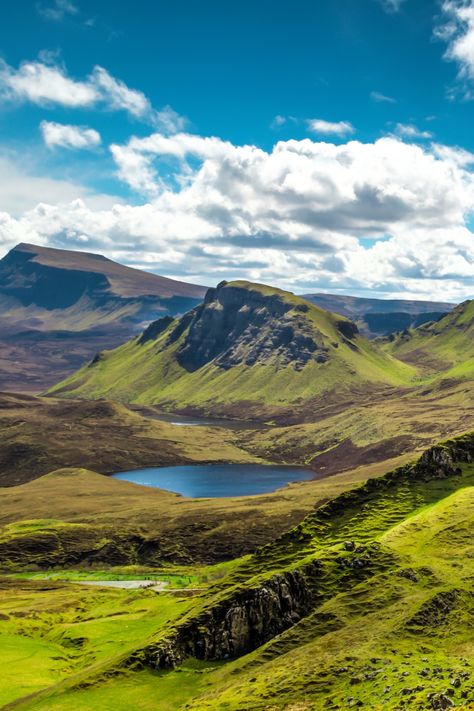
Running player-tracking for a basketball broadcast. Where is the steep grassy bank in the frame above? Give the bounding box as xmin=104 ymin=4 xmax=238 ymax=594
xmin=386 ymin=299 xmax=474 ymax=384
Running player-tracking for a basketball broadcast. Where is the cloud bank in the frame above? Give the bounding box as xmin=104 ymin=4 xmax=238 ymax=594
xmin=0 ymin=132 xmax=473 ymax=301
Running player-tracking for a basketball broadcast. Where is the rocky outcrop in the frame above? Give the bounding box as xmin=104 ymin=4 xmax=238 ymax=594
xmin=138 ymin=566 xmax=317 ymax=669
xmin=416 ymin=436 xmax=473 ymax=476
xmin=138 ymin=316 xmax=174 ymax=345
xmin=131 ymin=542 xmax=389 ymax=671
xmin=169 ymin=281 xmax=334 ymax=372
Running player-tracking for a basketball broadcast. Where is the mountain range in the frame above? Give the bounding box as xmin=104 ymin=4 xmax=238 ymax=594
xmin=0 ymin=242 xmax=457 ymax=392
xmin=303 ymin=292 xmax=453 ymax=337
xmin=50 ymin=279 xmax=415 ymax=419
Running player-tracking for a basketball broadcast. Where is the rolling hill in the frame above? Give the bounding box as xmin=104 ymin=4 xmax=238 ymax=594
xmin=49 ymin=279 xmax=415 ymax=419
xmin=386 ymin=299 xmax=474 ymax=384
xmin=0 ymin=243 xmax=206 ymax=391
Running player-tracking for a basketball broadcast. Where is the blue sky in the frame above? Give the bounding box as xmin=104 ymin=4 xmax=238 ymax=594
xmin=0 ymin=0 xmax=473 ymax=300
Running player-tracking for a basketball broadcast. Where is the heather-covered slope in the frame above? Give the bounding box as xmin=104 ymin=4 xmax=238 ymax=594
xmin=49 ymin=280 xmax=414 ymax=419
xmin=0 ymin=243 xmax=205 ymax=391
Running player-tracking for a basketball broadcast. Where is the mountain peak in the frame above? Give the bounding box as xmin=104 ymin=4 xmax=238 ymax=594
xmin=176 ymin=279 xmax=338 ymax=372
xmin=51 ymin=278 xmax=414 ymax=418
xmin=0 ymin=242 xmax=206 ymax=391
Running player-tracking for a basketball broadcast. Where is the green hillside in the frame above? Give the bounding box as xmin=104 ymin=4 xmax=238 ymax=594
xmin=387 ymin=299 xmax=474 ymax=384
xmin=2 ymin=433 xmax=473 ymax=710
xmin=48 ymin=280 xmax=415 ymax=418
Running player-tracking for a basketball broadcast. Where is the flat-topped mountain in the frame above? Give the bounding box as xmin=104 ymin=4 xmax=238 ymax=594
xmin=0 ymin=242 xmax=205 ymax=320
xmin=303 ymin=292 xmax=453 ymax=337
xmin=0 ymin=243 xmax=206 ymax=391
xmin=50 ymin=280 xmax=414 ymax=419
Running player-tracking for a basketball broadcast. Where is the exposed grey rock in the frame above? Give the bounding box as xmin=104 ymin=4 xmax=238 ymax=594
xmin=141 ymin=567 xmax=316 ymax=669
xmin=171 ymin=281 xmax=339 ymax=372
xmin=138 ymin=316 xmax=174 ymax=345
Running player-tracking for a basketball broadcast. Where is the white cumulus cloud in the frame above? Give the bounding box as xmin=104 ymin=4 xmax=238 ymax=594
xmin=40 ymin=121 xmax=101 ymax=150
xmin=0 ymin=59 xmax=97 ymax=107
xmin=89 ymin=65 xmax=152 ymax=120
xmin=437 ymin=0 xmax=474 ymax=96
xmin=307 ymin=119 xmax=355 ymax=136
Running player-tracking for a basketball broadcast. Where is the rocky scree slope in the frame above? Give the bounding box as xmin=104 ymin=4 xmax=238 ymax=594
xmin=49 ymin=280 xmax=414 ymax=418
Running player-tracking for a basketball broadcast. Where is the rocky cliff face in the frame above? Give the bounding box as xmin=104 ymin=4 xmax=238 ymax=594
xmin=140 ymin=566 xmax=317 ymax=669
xmin=168 ymin=281 xmax=348 ymax=372
xmin=416 ymin=436 xmax=473 ymax=475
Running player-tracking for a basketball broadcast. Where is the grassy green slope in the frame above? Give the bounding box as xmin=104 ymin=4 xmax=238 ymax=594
xmin=387 ymin=299 xmax=474 ymax=384
xmin=128 ymin=436 xmax=474 ymax=710
xmin=49 ymin=281 xmax=415 ymax=417
xmin=8 ymin=433 xmax=473 ymax=711
xmin=0 ymin=579 xmax=194 ymax=708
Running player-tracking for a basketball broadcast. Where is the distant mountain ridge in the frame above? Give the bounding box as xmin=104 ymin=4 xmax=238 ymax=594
xmin=0 ymin=243 xmax=206 ymax=391
xmin=1 ymin=242 xmax=205 ymax=317
xmin=302 ymin=292 xmax=453 ymax=337
xmin=0 ymin=241 xmax=463 ymax=393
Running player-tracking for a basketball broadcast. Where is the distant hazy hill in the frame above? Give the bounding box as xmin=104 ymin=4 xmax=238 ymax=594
xmin=302 ymin=292 xmax=453 ymax=337
xmin=0 ymin=243 xmax=206 ymax=391
xmin=50 ymin=280 xmax=414 ymax=419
